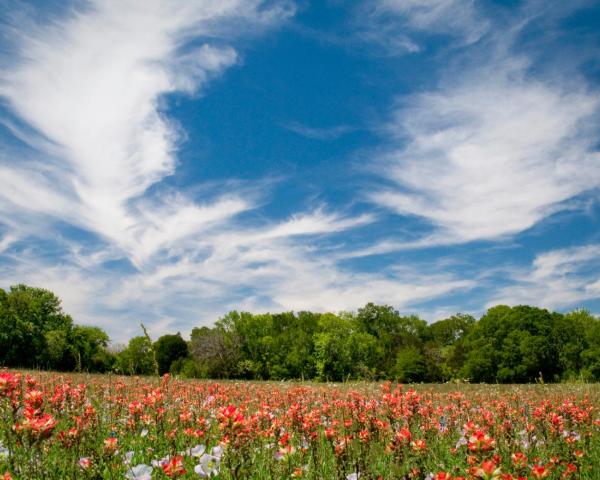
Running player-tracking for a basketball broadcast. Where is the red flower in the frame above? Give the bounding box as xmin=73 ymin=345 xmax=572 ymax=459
xmin=0 ymin=372 xmax=19 ymax=397
xmin=473 ymin=460 xmax=502 ymax=479
xmin=410 ymin=439 xmax=426 ymax=451
xmin=24 ymin=389 xmax=44 ymax=408
xmin=563 ymin=463 xmax=577 ymax=477
xmin=511 ymin=452 xmax=527 ymax=467
xmin=103 ymin=437 xmax=118 ymax=452
xmin=395 ymin=427 xmax=412 ymax=443
xmin=531 ymin=465 xmax=550 ymax=479
xmin=435 ymin=472 xmax=452 ymax=480
xmin=468 ymin=430 xmax=496 ymax=452
xmin=162 ymin=455 xmax=186 ymax=478
xmin=15 ymin=412 xmax=57 ymax=439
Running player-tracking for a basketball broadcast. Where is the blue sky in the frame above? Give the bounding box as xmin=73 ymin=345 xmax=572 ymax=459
xmin=1 ymin=0 xmax=600 ymax=342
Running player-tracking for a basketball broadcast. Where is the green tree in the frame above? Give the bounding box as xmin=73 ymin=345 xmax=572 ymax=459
xmin=313 ymin=313 xmax=353 ymax=381
xmin=394 ymin=346 xmax=427 ymax=382
xmin=0 ymin=284 xmax=74 ymax=369
xmin=429 ymin=314 xmax=475 ymax=346
xmin=462 ymin=305 xmax=561 ymax=383
xmin=573 ymin=310 xmax=600 ymax=380
xmin=116 ymin=336 xmax=155 ymax=375
xmin=355 ymin=303 xmax=427 ymax=376
xmin=154 ymin=333 xmax=189 ymax=375
xmin=190 ymin=315 xmax=244 ymax=378
xmin=427 ymin=314 xmax=475 ymax=381
xmin=70 ymin=325 xmax=113 ymax=372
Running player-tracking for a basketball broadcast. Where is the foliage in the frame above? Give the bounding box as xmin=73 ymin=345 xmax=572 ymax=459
xmin=393 ymin=346 xmax=427 ymax=382
xmin=460 ymin=305 xmax=582 ymax=383
xmin=154 ymin=334 xmax=189 ymax=375
xmin=115 ymin=336 xmax=155 ymax=376
xmin=3 ymin=284 xmax=600 ymax=383
xmin=0 ymin=285 xmax=113 ymax=372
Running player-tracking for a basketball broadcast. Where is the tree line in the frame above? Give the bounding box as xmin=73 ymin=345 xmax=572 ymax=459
xmin=1 ymin=284 xmax=600 ymax=383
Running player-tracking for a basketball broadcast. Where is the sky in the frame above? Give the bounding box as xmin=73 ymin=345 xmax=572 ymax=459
xmin=1 ymin=0 xmax=600 ymax=342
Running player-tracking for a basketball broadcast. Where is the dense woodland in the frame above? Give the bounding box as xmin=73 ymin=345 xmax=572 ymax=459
xmin=1 ymin=284 xmax=600 ymax=383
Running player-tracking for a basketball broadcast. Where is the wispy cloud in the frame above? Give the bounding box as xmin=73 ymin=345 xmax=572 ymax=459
xmin=3 ymin=1 xmax=596 ymax=341
xmin=282 ymin=121 xmax=355 ymax=140
xmin=0 ymin=206 xmax=473 ymax=340
xmin=356 ymin=0 xmax=489 ymax=55
xmin=489 ymin=244 xmax=600 ymax=309
xmin=0 ymin=1 xmax=479 ymax=340
xmin=0 ymin=0 xmax=295 ymax=261
xmin=367 ymin=4 xmax=600 ymax=247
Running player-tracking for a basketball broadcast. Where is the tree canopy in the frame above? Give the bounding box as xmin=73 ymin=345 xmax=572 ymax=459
xmin=2 ymin=285 xmax=600 ymax=383
xmin=0 ymin=285 xmax=113 ymax=372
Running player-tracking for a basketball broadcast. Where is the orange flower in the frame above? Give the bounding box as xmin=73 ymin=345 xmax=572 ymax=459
xmin=15 ymin=412 xmax=57 ymax=439
xmin=162 ymin=455 xmax=186 ymax=478
xmin=468 ymin=430 xmax=496 ymax=452
xmin=103 ymin=437 xmax=118 ymax=452
xmin=435 ymin=472 xmax=452 ymax=480
xmin=128 ymin=401 xmax=143 ymax=416
xmin=563 ymin=463 xmax=577 ymax=477
xmin=531 ymin=465 xmax=550 ymax=479
xmin=0 ymin=372 xmax=19 ymax=397
xmin=396 ymin=427 xmax=412 ymax=443
xmin=511 ymin=452 xmax=527 ymax=468
xmin=474 ymin=460 xmax=502 ymax=479
xmin=410 ymin=439 xmax=427 ymax=451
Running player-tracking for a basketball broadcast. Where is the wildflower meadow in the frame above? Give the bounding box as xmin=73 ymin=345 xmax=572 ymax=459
xmin=1 ymin=370 xmax=599 ymax=479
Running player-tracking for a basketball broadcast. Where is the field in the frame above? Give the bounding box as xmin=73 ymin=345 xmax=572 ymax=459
xmin=1 ymin=371 xmax=599 ymax=479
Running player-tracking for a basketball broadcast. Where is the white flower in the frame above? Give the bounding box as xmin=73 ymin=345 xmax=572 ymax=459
xmin=273 ymin=450 xmax=285 ymax=461
xmin=195 ymin=454 xmax=221 ymax=477
xmin=140 ymin=429 xmax=149 ymax=437
xmin=123 ymin=451 xmax=135 ymax=465
xmin=126 ymin=464 xmax=153 ymax=480
xmin=346 ymin=473 xmax=361 ymax=480
xmin=0 ymin=442 xmax=9 ymax=459
xmin=274 ymin=446 xmax=295 ymax=461
xmin=188 ymin=444 xmax=206 ymax=457
xmin=211 ymin=446 xmax=224 ymax=459
xmin=455 ymin=436 xmax=467 ymax=449
xmin=563 ymin=430 xmax=581 ymax=441
xmin=151 ymin=455 xmax=171 ymax=468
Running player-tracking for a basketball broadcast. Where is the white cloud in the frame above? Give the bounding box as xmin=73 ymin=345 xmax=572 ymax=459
xmin=6 ymin=0 xmax=584 ymax=341
xmin=0 ymin=234 xmax=16 ymax=254
xmin=0 ymin=205 xmax=474 ymax=341
xmin=0 ymin=0 xmax=294 ymax=262
xmin=358 ymin=0 xmax=489 ymax=55
xmin=368 ymin=14 xmax=600 ymax=245
xmin=377 ymin=0 xmax=487 ymax=41
xmin=283 ymin=121 xmax=355 ymax=140
xmin=0 ymin=0 xmax=473 ymax=341
xmin=489 ymin=244 xmax=600 ymax=309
